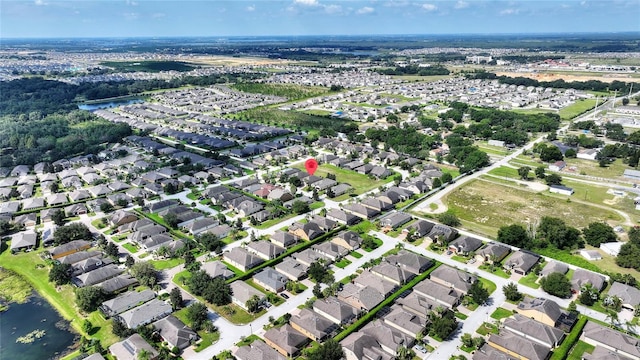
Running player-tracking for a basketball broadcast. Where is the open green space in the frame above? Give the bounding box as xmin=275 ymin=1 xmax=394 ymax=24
xmin=559 ymin=98 xmax=598 ymax=120
xmin=562 ymin=158 xmax=629 ymax=180
xmin=567 ymin=340 xmax=595 ymax=360
xmin=149 ymin=256 xmax=184 ymax=270
xmin=334 ymin=258 xmax=352 ymax=269
xmin=476 ymin=322 xmax=500 ymax=336
xmin=231 ymin=83 xmax=329 ymax=100
xmin=293 ymin=163 xmax=394 ymax=195
xmin=443 ymin=178 xmax=624 ymax=238
xmin=490 ymin=307 xmax=513 ymax=320
xmin=233 ymin=107 xmax=351 ymax=133
xmin=253 ymin=212 xmax=299 ymax=230
xmin=479 ymin=277 xmax=497 ymax=295
xmin=518 ymin=272 xmax=541 ymax=289
xmin=0 ymin=248 xmax=118 ymax=347
xmin=122 ymin=243 xmax=138 ymax=254
xmin=100 ymin=60 xmax=196 ymax=72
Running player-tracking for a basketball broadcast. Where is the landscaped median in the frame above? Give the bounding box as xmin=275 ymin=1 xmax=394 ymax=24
xmin=333 ymin=261 xmax=442 ymax=343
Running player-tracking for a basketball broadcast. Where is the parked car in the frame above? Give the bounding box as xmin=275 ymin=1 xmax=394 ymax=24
xmin=445 ymin=250 xmax=452 ymax=255
xmin=415 ymin=345 xmax=427 ymax=353
xmin=280 ymin=293 xmax=289 ymax=299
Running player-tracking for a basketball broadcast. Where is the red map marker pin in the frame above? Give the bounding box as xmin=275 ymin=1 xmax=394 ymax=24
xmin=305 ymin=158 xmax=318 ymax=176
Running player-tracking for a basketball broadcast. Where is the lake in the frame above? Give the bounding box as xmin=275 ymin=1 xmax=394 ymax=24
xmin=77 ymin=98 xmax=143 ymax=111
xmin=0 ymin=292 xmax=78 ymax=360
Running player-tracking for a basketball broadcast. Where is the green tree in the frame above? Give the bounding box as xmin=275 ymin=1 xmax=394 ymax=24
xmin=111 ymin=318 xmax=132 ymax=338
xmin=578 ymin=284 xmax=599 ymax=306
xmin=502 ymin=282 xmax=523 ymax=302
xmin=432 ymin=177 xmax=442 ymax=188
xmin=292 ymin=200 xmax=310 ymax=214
xmin=469 ymin=280 xmax=489 ymax=305
xmin=53 ymin=223 xmax=92 ymax=245
xmin=535 ymin=166 xmax=546 ymax=179
xmin=497 ymin=224 xmax=531 ymax=249
xmin=245 ymin=295 xmax=262 ymax=313
xmin=540 ymin=272 xmax=572 ymax=298
xmin=545 ymin=173 xmax=563 ymax=185
xmin=307 ymin=339 xmax=344 ymax=360
xmin=75 ymin=286 xmax=106 ymax=312
xmin=517 ymin=166 xmax=531 ymax=180
xmin=313 ymin=283 xmax=323 ymax=298
xmin=461 ymin=333 xmax=474 ymax=348
xmin=582 ymin=222 xmax=617 ymax=247
xmin=540 ymin=146 xmax=563 ymax=162
xmin=82 ymin=319 xmax=93 ymax=334
xmin=396 ymin=345 xmax=416 ymax=360
xmin=105 ymin=242 xmax=119 ymax=258
xmin=438 ymin=212 xmax=461 ymax=227
xmin=169 ymin=287 xmax=183 ymax=310
xmin=49 ymin=262 xmax=72 ymax=286
xmin=164 ymin=213 xmax=180 ymax=229
xmin=52 ymin=210 xmax=66 ymax=226
xmin=125 ymin=255 xmax=135 ymax=268
xmin=537 ymin=216 xmax=583 ymax=250
xmin=130 ymin=262 xmax=158 ymax=288
xmin=100 ymin=202 xmax=114 ymax=213
xmin=186 ymin=302 xmax=209 ymax=331
xmin=441 ymin=172 xmax=453 ymax=184
xmin=565 ymin=148 xmax=577 ymax=158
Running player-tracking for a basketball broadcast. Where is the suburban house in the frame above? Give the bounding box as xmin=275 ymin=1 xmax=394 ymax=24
xmin=503 ymin=251 xmax=541 ymax=275
xmin=370 ymin=263 xmax=415 ymax=285
xmin=397 ymin=291 xmax=442 ymax=316
xmin=379 ymin=212 xmax=413 ymax=231
xmin=313 ymin=296 xmax=359 ymax=325
xmin=475 ymin=242 xmax=511 ymax=264
xmin=201 ymin=261 xmax=234 ymax=280
xmin=385 ymin=250 xmax=433 ymax=275
xmin=311 ymin=242 xmax=349 ymax=261
xmin=292 ymin=248 xmax=329 ymax=267
xmin=246 ymin=241 xmax=286 ymax=260
xmin=485 ymin=330 xmax=551 ymax=360
xmin=326 ymin=208 xmax=360 ymax=226
xmin=109 ymin=334 xmax=159 ymax=360
xmin=342 ymin=203 xmax=380 ymax=219
xmin=230 ymin=281 xmax=265 ymax=311
xmin=72 ymin=264 xmax=123 ymax=287
xmin=360 ymin=319 xmax=415 ymax=357
xmin=234 ymin=339 xmax=286 ymax=360
xmin=607 ymin=281 xmax=640 ymax=311
xmin=341 ymin=331 xmax=393 ymax=360
xmin=503 ymin=314 xmax=565 ymax=349
xmin=540 ymin=261 xmax=569 ymax=277
xmin=427 ymin=224 xmax=458 ymax=243
xmin=338 ymin=283 xmax=385 ymax=311
xmin=275 ymin=258 xmax=308 ymax=281
xmin=582 ymin=320 xmax=640 ymax=360
xmin=429 ymin=265 xmax=477 ymax=294
xmin=99 ymin=289 xmax=156 ymax=318
xmin=10 ymin=231 xmax=38 ymax=253
xmin=448 ymin=236 xmax=483 ymax=256
xmin=289 ymin=222 xmax=324 ymax=241
xmin=402 ymin=219 xmax=434 ymax=238
xmin=117 ymin=299 xmax=172 ymax=329
xmin=270 ymin=230 xmax=299 ymax=248
xmin=571 ymin=269 xmax=607 ymax=293
xmin=549 ymin=161 xmax=566 ymax=172
xmin=382 ymin=306 xmax=428 ymax=338
xmin=152 ymin=315 xmax=198 ymax=351
xmin=223 ymin=247 xmax=264 ymax=272
xmin=354 ymin=271 xmax=398 ymax=297
xmin=331 ymin=231 xmax=363 ymax=251
xmin=49 ymin=240 xmax=91 ymax=259
xmin=412 ymin=278 xmax=462 ymax=309
xmin=290 ymin=308 xmax=337 ymax=341
xmin=263 ymin=324 xmax=308 ymax=358
xmin=253 ymin=267 xmax=288 ymax=293
xmin=516 ymin=297 xmax=565 ymax=327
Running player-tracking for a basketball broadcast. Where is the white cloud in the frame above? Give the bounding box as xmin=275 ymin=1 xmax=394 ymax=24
xmin=422 ymin=3 xmax=437 ymax=12
xmin=324 ymin=4 xmax=342 ymax=14
xmin=34 ymin=0 xmax=47 ymax=5
xmin=499 ymin=8 xmax=519 ymax=15
xmin=294 ymin=0 xmax=319 ymax=6
xmin=454 ymin=1 xmax=469 ymax=9
xmin=125 ymin=0 xmax=138 ymax=6
xmin=246 ymin=5 xmax=255 ymax=11
xmin=356 ymin=6 xmax=375 ymax=14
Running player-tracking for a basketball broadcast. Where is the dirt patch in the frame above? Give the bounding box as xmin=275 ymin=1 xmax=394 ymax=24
xmin=496 ymin=71 xmax=636 ymax=83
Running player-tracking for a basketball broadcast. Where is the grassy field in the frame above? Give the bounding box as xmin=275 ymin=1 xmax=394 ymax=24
xmin=293 ymin=163 xmax=393 ymax=195
xmin=518 ymin=272 xmax=541 ymax=289
xmin=0 ymin=247 xmax=118 ymax=347
xmin=562 ymin=158 xmax=630 ymax=180
xmin=231 ymin=83 xmax=329 ymax=100
xmin=0 ymin=267 xmax=33 ymax=304
xmin=100 ymin=60 xmax=195 ymax=72
xmin=559 ymin=99 xmax=598 ymax=120
xmin=233 ymin=107 xmax=350 ymax=133
xmin=443 ymin=179 xmax=624 ymax=238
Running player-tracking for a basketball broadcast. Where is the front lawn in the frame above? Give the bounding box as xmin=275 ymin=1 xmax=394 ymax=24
xmin=350 ymin=251 xmax=363 ymax=259
xmin=122 ymin=243 xmax=138 ymax=254
xmin=518 ymin=272 xmax=541 ymax=289
xmin=334 ymin=258 xmax=352 ymax=269
xmin=293 ymin=163 xmax=394 ymax=195
xmin=150 ymin=257 xmax=184 ymax=270
xmin=490 ymin=307 xmax=513 ymax=320
xmin=567 ymin=340 xmax=595 ymax=360
xmin=476 ymin=322 xmax=499 ymax=336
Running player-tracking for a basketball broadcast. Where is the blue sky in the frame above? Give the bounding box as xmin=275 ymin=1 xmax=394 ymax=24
xmin=1 ymin=0 xmax=639 ymax=38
